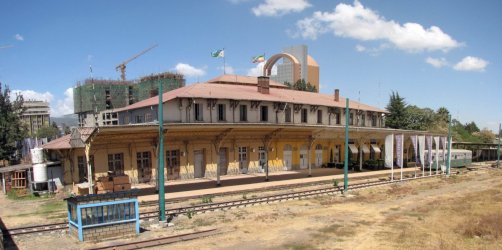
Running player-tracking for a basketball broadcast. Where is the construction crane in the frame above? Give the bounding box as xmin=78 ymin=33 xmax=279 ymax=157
xmin=115 ymin=44 xmax=158 ymax=81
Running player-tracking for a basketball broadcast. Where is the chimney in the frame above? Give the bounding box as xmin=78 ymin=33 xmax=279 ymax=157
xmin=258 ymin=76 xmax=270 ymax=94
xmin=334 ymin=89 xmax=340 ymax=102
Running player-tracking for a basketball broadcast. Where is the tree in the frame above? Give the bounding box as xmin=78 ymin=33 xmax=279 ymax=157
xmin=464 ymin=121 xmax=480 ymax=134
xmin=385 ymin=91 xmax=407 ymax=129
xmin=284 ymin=79 xmax=317 ymax=92
xmin=36 ymin=122 xmax=60 ymax=140
xmin=0 ymin=84 xmax=27 ymax=162
xmin=474 ymin=128 xmax=496 ymax=143
xmin=404 ymin=106 xmax=434 ymax=131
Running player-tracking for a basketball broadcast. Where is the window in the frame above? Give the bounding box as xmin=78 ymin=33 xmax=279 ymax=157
xmin=260 ymin=106 xmax=268 ymax=122
xmin=136 ymin=151 xmax=151 ymax=178
xmin=361 ymin=114 xmax=365 ymax=126
xmin=317 ymin=110 xmax=323 ymax=124
xmin=78 ymin=155 xmax=94 ymax=183
xmin=135 ymin=115 xmax=143 ymax=123
xmin=335 ymin=113 xmax=340 ymax=125
xmin=285 ymin=107 xmax=292 ymax=123
xmin=77 ymin=156 xmax=86 ymax=183
xmin=145 ymin=113 xmax=152 ymax=122
xmin=301 ymin=108 xmax=308 ymax=123
xmin=218 ymin=104 xmax=226 ymax=121
xmin=239 ymin=105 xmax=247 ymax=122
xmin=372 ymin=114 xmax=377 ymax=127
xmin=166 ymin=150 xmax=180 ymax=176
xmin=349 ymin=113 xmax=354 ymax=125
xmin=194 ymin=103 xmax=203 ymax=121
xmin=108 ymin=153 xmax=124 ymax=175
xmin=124 ymin=115 xmax=130 ymax=124
xmin=238 ymin=147 xmax=247 ymax=161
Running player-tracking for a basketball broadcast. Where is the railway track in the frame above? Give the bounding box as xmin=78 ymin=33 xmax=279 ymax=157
xmin=88 ymin=229 xmax=221 ymax=250
xmin=4 ymin=172 xmax=450 ymax=237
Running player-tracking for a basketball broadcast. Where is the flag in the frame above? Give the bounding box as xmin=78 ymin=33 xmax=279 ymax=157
xmin=252 ymin=54 xmax=265 ymax=63
xmin=211 ymin=49 xmax=224 ymax=58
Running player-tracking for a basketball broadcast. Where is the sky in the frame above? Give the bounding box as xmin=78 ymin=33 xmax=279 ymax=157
xmin=1 ymin=0 xmax=501 ymax=131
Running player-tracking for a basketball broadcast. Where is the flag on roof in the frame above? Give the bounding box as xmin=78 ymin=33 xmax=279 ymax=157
xmin=252 ymin=54 xmax=265 ymax=63
xmin=211 ymin=49 xmax=224 ymax=58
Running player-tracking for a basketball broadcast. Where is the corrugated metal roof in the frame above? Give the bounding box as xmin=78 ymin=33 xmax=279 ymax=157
xmin=41 ymin=134 xmax=72 ymax=150
xmin=114 ymin=75 xmax=387 ymax=113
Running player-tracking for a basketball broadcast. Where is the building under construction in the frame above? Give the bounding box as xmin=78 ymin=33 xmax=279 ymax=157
xmin=74 ymin=72 xmax=185 ymax=127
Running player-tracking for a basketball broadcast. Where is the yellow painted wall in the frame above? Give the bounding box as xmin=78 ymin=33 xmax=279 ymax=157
xmin=59 ymin=137 xmax=384 ymax=185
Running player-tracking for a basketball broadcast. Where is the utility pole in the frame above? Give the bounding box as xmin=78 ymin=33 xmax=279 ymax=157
xmin=343 ymin=98 xmax=349 ymax=193
xmin=446 ymin=115 xmax=452 ymax=175
xmin=158 ymin=78 xmax=166 ymax=222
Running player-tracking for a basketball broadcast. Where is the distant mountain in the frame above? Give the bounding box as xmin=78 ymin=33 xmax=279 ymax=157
xmin=51 ymin=114 xmax=78 ymax=127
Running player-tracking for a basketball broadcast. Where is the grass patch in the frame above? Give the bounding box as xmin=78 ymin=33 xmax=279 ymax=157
xmin=318 ymin=223 xmax=355 ymax=237
xmin=282 ymin=241 xmax=319 ymax=250
xmin=462 ymin=212 xmax=502 ymax=240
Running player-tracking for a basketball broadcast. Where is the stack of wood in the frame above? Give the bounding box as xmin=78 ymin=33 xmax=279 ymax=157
xmin=95 ymin=175 xmax=131 ymax=194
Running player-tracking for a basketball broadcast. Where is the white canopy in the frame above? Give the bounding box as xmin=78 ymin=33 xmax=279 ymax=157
xmin=348 ymin=144 xmax=358 ymax=154
xmin=371 ymin=144 xmax=381 ymax=154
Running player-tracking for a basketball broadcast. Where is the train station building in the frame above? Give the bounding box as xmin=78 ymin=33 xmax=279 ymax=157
xmin=42 ymin=74 xmax=441 ymax=187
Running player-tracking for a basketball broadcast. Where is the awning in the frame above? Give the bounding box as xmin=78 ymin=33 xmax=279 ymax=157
xmin=371 ymin=144 xmax=381 ymax=154
xmin=348 ymin=144 xmax=358 ymax=154
xmin=361 ymin=145 xmax=370 ymax=154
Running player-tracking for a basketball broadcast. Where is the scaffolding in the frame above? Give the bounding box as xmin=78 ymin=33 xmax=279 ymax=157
xmin=74 ymin=72 xmax=185 ymax=115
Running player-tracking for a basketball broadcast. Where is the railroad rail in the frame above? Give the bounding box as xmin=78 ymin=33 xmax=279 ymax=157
xmin=88 ymin=229 xmax=221 ymax=250
xmin=4 ymin=172 xmax=454 ymax=237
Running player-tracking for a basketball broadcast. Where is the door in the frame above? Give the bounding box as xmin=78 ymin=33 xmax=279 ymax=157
xmin=283 ymin=144 xmax=292 ymax=170
xmin=238 ymin=147 xmax=248 ymax=174
xmin=219 ymin=148 xmax=228 ymax=175
xmin=258 ymin=146 xmax=266 ymax=172
xmin=166 ymin=150 xmax=180 ymax=180
xmin=334 ymin=145 xmax=340 ymax=163
xmin=300 ymin=145 xmax=308 ymax=169
xmin=194 ymin=150 xmax=205 ymax=178
xmin=315 ymin=144 xmax=323 ymax=167
xmin=137 ymin=151 xmax=152 ymax=183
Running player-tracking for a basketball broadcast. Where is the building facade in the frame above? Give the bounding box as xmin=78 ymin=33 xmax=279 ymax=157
xmin=264 ymin=45 xmax=320 ymax=92
xmin=42 ymin=75 xmax=443 ymax=188
xmin=21 ymin=100 xmax=50 ymax=136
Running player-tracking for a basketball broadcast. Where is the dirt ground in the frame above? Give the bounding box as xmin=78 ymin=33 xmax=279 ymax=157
xmin=3 ymin=167 xmax=502 ymax=250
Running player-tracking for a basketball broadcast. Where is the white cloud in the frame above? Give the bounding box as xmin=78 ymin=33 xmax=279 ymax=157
xmin=14 ymin=34 xmax=24 ymax=41
xmin=252 ymin=0 xmax=311 ymax=17
xmin=295 ymin=0 xmax=461 ymax=52
xmin=453 ymin=56 xmax=488 ymax=72
xmin=53 ymin=88 xmax=74 ymax=117
xmin=11 ymin=88 xmax=74 ymax=117
xmin=227 ymin=0 xmax=251 ymax=4
xmin=174 ymin=63 xmax=206 ymax=77
xmin=355 ymin=44 xmax=366 ymax=52
xmin=0 ymin=44 xmax=14 ymax=49
xmin=12 ymin=89 xmax=53 ymax=102
xmin=247 ymin=61 xmax=277 ymax=76
xmin=426 ymin=57 xmax=448 ymax=68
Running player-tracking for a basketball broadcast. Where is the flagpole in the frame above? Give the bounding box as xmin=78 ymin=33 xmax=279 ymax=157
xmin=223 ymin=48 xmax=226 ymax=75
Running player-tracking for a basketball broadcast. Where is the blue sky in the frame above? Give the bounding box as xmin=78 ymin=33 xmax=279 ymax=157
xmin=1 ymin=0 xmax=501 ymax=131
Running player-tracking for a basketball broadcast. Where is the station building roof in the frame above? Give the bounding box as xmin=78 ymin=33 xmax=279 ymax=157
xmin=114 ymin=75 xmax=387 ymax=114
